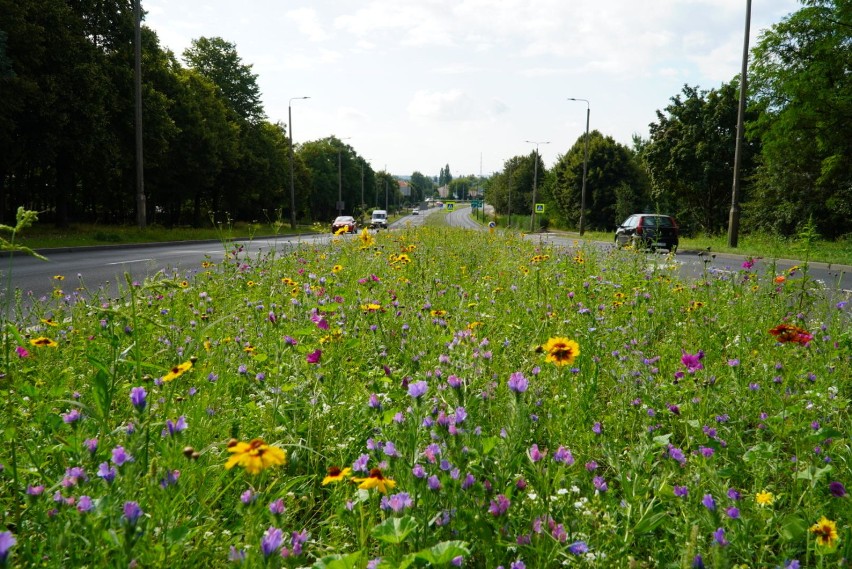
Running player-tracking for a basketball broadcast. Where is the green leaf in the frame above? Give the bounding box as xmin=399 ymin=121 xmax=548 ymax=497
xmin=480 ymin=436 xmax=500 ymax=455
xmin=90 ymin=369 xmax=112 ymax=421
xmin=167 ymin=524 xmax=190 ymax=542
xmin=652 ymin=433 xmax=672 ymax=447
xmin=312 ymin=551 xmax=362 ymax=569
xmin=371 ymin=516 xmax=418 ymax=544
xmin=779 ymin=514 xmax=807 ymax=541
xmin=414 ymin=541 xmax=470 ymax=565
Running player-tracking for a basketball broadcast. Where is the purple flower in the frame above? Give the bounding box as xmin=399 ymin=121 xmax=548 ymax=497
xmin=62 ymin=409 xmax=82 ymax=424
xmin=568 ymin=541 xmax=589 ymax=555
xmin=673 ymin=485 xmax=689 ymax=497
xmin=306 ymin=349 xmax=322 ymax=364
xmin=159 ymin=470 xmax=180 ymax=489
xmin=585 ymin=461 xmax=598 ymax=471
xmin=130 ymin=386 xmax=147 ymax=411
xmin=553 ymin=446 xmax=575 ymax=465
xmin=240 ymin=489 xmax=255 ymax=504
xmin=26 ymin=484 xmax=45 ymax=496
xmin=111 ymin=446 xmax=134 ymax=467
xmin=122 ymin=501 xmax=143 ymax=525
xmin=164 ymin=416 xmax=188 ymax=437
xmin=229 ymin=546 xmax=246 ymax=562
xmin=592 ymin=422 xmax=602 ymax=434
xmin=260 ymin=526 xmax=283 ymax=557
xmin=528 ymin=444 xmax=545 ymax=463
xmin=380 ymin=492 xmax=413 ymax=514
xmin=462 ymin=473 xmax=476 ymax=489
xmin=699 ymin=446 xmax=715 ymax=458
xmin=0 ymin=531 xmax=16 ymax=563
xmin=828 ymin=481 xmax=847 ymax=498
xmin=593 ymin=476 xmax=608 ymax=492
xmin=290 ymin=529 xmax=308 ymax=556
xmin=681 ymin=350 xmax=704 ymax=373
xmin=702 ymin=494 xmax=716 ymax=510
xmin=269 ymin=499 xmax=285 ymax=515
xmin=727 ymin=488 xmax=741 ymax=501
xmin=352 ymin=454 xmax=370 ymax=473
xmin=96 ymin=462 xmax=116 ymax=483
xmin=368 ymin=394 xmax=382 ymax=409
xmin=83 ymin=438 xmax=98 ymax=453
xmin=77 ymin=495 xmax=94 ymax=512
xmin=412 ymin=464 xmax=426 ymax=478
xmin=408 ymin=380 xmax=428 ymax=399
xmin=510 ymin=561 xmax=526 ymax=569
xmin=451 ymin=556 xmax=464 ymax=567
xmin=713 ymin=527 xmax=729 ymax=546
xmin=427 ymin=475 xmax=442 ymax=491
xmin=507 ymin=372 xmax=528 ymax=393
xmin=725 ymin=506 xmax=740 ymax=519
xmin=668 ymin=446 xmax=687 ymax=465
xmin=488 ymin=494 xmax=511 ymax=516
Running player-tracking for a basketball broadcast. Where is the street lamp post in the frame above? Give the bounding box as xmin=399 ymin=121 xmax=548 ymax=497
xmin=288 ymin=96 xmax=310 ymax=229
xmin=507 ymin=164 xmax=513 ymax=228
xmin=568 ymin=98 xmax=590 ymax=235
xmin=337 ymin=137 xmax=351 ymax=217
xmin=727 ymin=0 xmax=752 ymax=248
xmin=525 ymin=140 xmax=550 ymax=232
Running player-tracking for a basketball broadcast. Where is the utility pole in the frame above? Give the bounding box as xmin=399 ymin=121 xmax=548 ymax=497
xmin=727 ymin=0 xmax=751 ymax=248
xmin=525 ymin=140 xmax=550 ymax=232
xmin=134 ymin=0 xmax=145 ymax=229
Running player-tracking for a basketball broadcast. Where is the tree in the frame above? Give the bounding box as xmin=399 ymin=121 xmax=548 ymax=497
xmin=552 ymin=131 xmax=648 ymax=231
xmin=409 ymin=171 xmax=433 ymax=203
xmin=642 ymin=82 xmax=758 ymax=235
xmin=746 ymin=0 xmax=851 ymax=237
xmin=182 ymin=37 xmax=264 ymax=123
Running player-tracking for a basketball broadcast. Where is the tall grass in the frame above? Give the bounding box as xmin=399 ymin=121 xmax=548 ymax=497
xmin=1 ymin=225 xmax=849 ymax=568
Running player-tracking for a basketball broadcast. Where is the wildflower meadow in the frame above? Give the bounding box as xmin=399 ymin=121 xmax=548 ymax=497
xmin=1 ymin=222 xmax=850 ymax=568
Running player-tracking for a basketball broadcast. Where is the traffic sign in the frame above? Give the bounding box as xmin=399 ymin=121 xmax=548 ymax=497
xmin=446 ymin=202 xmax=455 ymax=211
xmin=535 ymin=203 xmax=545 ymax=213
xmin=472 ymin=200 xmax=482 ymax=209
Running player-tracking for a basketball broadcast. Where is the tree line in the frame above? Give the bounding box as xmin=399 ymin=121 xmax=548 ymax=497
xmin=486 ymin=0 xmax=850 ymax=238
xmin=1 ymin=1 xmax=848 ymax=238
xmin=0 ymin=1 xmax=435 ymax=228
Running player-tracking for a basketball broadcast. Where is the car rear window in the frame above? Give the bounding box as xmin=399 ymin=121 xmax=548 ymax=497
xmin=643 ymin=216 xmax=674 ymax=228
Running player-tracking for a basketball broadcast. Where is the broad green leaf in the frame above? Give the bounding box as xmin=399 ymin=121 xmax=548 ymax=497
xmin=779 ymin=515 xmax=807 ymax=541
xmin=414 ymin=541 xmax=470 ymax=565
xmin=312 ymin=551 xmax=362 ymax=569
xmin=371 ymin=516 xmax=418 ymax=544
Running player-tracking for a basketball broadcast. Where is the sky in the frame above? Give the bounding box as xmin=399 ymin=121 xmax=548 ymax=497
xmin=144 ymin=0 xmax=801 ymax=178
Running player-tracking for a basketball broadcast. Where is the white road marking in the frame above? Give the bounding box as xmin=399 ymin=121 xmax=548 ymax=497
xmin=106 ymin=258 xmax=152 ymax=265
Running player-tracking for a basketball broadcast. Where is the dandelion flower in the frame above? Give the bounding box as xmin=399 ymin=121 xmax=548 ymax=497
xmin=361 ymin=303 xmax=382 ymax=312
xmin=542 ymin=337 xmax=580 ymax=366
xmin=810 ymin=516 xmax=838 ymax=548
xmin=322 ymin=466 xmax=352 ymax=485
xmin=755 ymin=490 xmax=774 ymax=507
xmin=225 ymin=438 xmax=287 ymax=474
xmin=162 ymin=360 xmax=193 ymax=382
xmin=353 ymin=467 xmax=396 ymax=494
xmin=29 ymin=337 xmax=58 ymax=348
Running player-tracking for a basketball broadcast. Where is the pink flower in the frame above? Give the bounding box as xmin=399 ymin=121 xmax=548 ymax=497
xmin=306 ymin=349 xmax=322 ymax=364
xmin=681 ymin=350 xmax=704 ymax=373
xmin=16 ymin=346 xmax=29 ymax=358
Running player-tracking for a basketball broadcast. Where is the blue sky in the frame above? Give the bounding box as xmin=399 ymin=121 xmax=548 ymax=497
xmin=145 ymin=0 xmax=801 ymax=178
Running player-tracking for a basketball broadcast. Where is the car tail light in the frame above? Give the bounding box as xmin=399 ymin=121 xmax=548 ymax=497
xmin=636 ymin=218 xmax=644 ymax=235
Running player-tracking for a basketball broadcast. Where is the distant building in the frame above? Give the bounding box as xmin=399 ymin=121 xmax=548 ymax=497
xmin=399 ymin=180 xmax=410 ymax=197
xmin=437 ymin=185 xmax=450 ymax=198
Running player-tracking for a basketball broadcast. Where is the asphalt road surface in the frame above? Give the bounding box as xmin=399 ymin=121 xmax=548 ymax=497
xmin=3 ymin=206 xmax=849 ymax=318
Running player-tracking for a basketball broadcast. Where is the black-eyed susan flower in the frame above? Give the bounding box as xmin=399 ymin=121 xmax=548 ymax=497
xmin=162 ymin=360 xmax=193 ymax=382
xmin=542 ymin=336 xmax=580 ymax=367
xmin=358 ymin=228 xmax=375 ymax=248
xmin=53 ymin=275 xmax=65 ymax=280
xmin=201 ymin=261 xmax=214 ymax=268
xmin=353 ymin=467 xmax=396 ymax=494
xmin=29 ymin=337 xmax=58 ymax=348
xmin=430 ymin=309 xmax=447 ymax=318
xmin=322 ymin=466 xmax=352 ymax=485
xmin=810 ymin=516 xmax=838 ymax=548
xmin=225 ymin=438 xmax=287 ymax=474
xmin=332 ymin=265 xmax=343 ymax=273
xmin=40 ymin=318 xmax=58 ymax=327
xmin=361 ymin=303 xmax=382 ymax=312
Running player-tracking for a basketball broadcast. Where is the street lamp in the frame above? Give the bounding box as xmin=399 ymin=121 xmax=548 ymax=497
xmin=525 ymin=140 xmax=550 ymax=232
xmin=288 ymin=96 xmax=310 ymax=229
xmin=568 ymin=98 xmax=590 ymax=235
xmin=337 ymin=137 xmax=351 ymax=217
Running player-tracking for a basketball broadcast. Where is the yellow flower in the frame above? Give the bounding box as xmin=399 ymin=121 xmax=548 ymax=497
xmin=40 ymin=318 xmax=59 ymax=327
xmin=810 ymin=516 xmax=839 ymax=548
xmin=245 ymin=280 xmax=255 ymax=287
xmin=353 ymin=468 xmax=396 ymax=494
xmin=322 ymin=466 xmax=352 ymax=485
xmin=334 ymin=226 xmax=348 ymax=236
xmin=201 ymin=261 xmax=214 ymax=268
xmin=542 ymin=336 xmax=580 ymax=367
xmin=52 ymin=275 xmax=65 ymax=281
xmin=179 ymin=280 xmax=190 ymax=288
xmin=430 ymin=309 xmax=447 ymax=317
xmin=225 ymin=438 xmax=287 ymax=474
xmin=162 ymin=360 xmax=193 ymax=382
xmin=332 ymin=264 xmax=343 ymax=274
xmin=519 ymin=266 xmax=529 ymax=275
xmin=361 ymin=303 xmax=382 ymax=312
xmin=281 ymin=277 xmax=297 ymax=286
xmin=53 ymin=289 xmax=64 ymax=298
xmin=687 ymin=300 xmax=705 ymax=312
xmin=30 ymin=336 xmax=58 ymax=348
xmin=755 ymin=490 xmax=774 ymax=507
xmin=358 ymin=228 xmax=375 ymax=248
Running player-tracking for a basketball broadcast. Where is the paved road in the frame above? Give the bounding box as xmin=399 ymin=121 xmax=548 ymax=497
xmin=3 ymin=206 xmax=849 ymax=316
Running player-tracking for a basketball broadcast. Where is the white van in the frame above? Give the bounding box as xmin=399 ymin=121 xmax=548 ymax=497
xmin=370 ymin=210 xmax=388 ymax=229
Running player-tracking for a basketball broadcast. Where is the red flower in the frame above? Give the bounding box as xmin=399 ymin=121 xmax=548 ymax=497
xmin=768 ymin=324 xmax=812 ymax=346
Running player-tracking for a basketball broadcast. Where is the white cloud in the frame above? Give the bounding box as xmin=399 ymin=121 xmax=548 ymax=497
xmin=286 ymin=8 xmax=329 ymax=42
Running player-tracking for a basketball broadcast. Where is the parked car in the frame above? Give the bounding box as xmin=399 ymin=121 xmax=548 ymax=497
xmin=331 ymin=216 xmax=358 ymax=234
xmin=369 ymin=210 xmax=388 ymax=229
xmin=411 ymin=208 xmax=420 ymax=215
xmin=615 ymin=214 xmax=679 ymax=251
